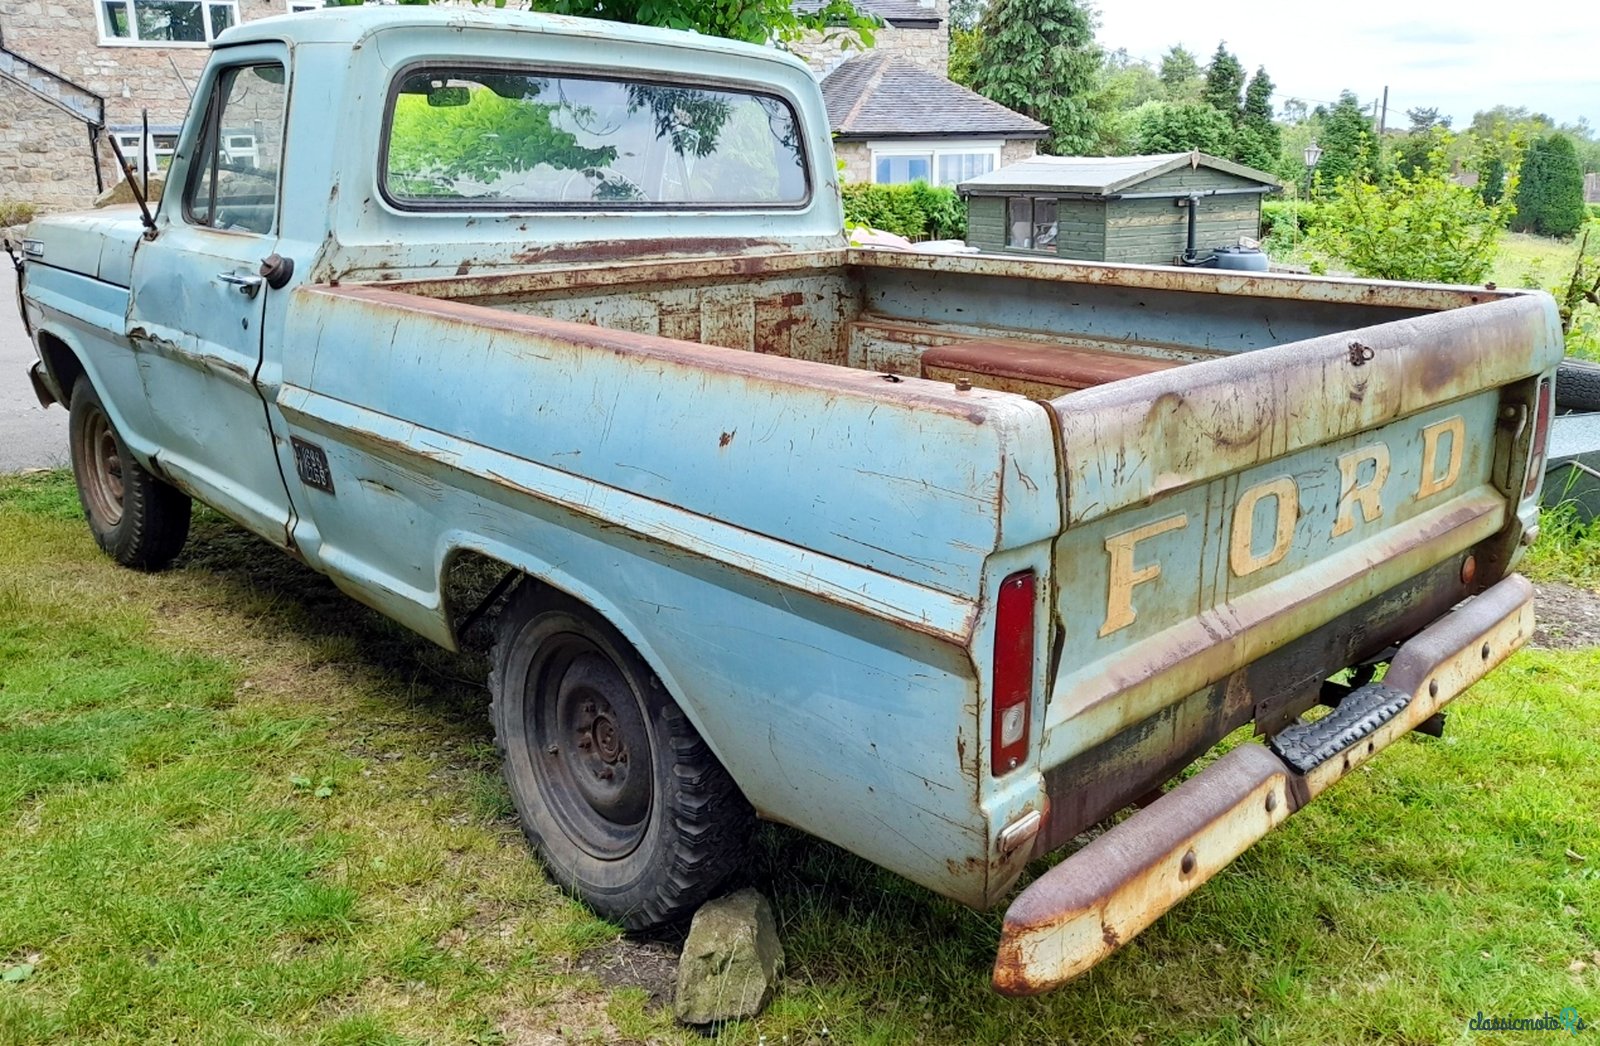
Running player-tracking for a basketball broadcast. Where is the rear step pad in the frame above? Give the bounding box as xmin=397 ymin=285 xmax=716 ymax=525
xmin=1269 ymin=684 xmax=1411 ymax=774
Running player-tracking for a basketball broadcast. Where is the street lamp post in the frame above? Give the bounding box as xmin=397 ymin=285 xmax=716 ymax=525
xmin=1303 ymin=140 xmax=1323 ymax=197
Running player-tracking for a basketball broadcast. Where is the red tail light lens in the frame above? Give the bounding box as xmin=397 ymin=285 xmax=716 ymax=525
xmin=991 ymin=570 xmax=1036 ymax=776
xmin=1523 ymin=377 xmax=1553 ymax=499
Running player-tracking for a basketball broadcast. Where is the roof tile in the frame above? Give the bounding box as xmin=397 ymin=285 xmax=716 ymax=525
xmin=820 ymin=52 xmax=1048 ymax=140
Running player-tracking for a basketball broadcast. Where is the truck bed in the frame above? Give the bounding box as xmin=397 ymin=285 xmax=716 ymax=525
xmin=364 ymin=248 xmax=1506 ymax=397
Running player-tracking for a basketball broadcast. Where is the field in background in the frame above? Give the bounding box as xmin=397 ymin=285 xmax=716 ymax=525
xmin=2 ymin=470 xmax=1599 ymax=1045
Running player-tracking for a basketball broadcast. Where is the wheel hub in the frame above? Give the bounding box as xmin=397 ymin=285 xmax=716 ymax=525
xmin=78 ymin=407 xmax=125 ymax=527
xmin=527 ymin=642 xmax=652 ymax=860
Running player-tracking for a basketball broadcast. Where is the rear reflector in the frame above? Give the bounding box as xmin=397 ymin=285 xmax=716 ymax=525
xmin=1523 ymin=377 xmax=1553 ymax=499
xmin=991 ymin=571 xmax=1036 ymax=776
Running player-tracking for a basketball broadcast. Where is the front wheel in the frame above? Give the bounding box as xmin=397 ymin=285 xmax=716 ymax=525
xmin=68 ymin=377 xmax=191 ymax=570
xmin=489 ymin=585 xmax=754 ymax=929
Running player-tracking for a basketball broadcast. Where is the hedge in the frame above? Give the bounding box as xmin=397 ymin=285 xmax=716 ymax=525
xmin=841 ymin=182 xmax=966 ymax=241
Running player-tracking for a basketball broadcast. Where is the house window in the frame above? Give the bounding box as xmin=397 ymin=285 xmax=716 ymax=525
xmin=1006 ymin=197 xmax=1057 ymax=251
xmin=98 ymin=0 xmax=240 ymax=44
xmin=109 ymin=130 xmax=180 ymax=174
xmin=870 ymin=142 xmax=1001 ymax=187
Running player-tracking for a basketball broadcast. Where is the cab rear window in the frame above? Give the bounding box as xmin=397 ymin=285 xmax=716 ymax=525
xmin=381 ymin=67 xmax=809 ymax=210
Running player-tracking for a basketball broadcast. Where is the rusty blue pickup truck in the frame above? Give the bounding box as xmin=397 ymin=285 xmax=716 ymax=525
xmin=11 ymin=6 xmax=1564 ymax=995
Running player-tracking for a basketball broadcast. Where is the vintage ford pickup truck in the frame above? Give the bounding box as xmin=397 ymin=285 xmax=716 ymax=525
xmin=12 ymin=7 xmax=1563 ymax=995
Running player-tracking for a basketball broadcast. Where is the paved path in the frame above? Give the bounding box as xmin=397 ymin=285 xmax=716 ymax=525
xmin=0 ymin=260 xmax=70 ymax=473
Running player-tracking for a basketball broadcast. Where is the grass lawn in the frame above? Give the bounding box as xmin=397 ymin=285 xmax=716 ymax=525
xmin=1487 ymin=230 xmax=1589 ymax=291
xmin=3 ymin=470 xmax=1599 ymax=1044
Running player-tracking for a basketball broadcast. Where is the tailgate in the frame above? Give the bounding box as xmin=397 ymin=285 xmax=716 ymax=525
xmin=1038 ymin=293 xmax=1562 ymax=773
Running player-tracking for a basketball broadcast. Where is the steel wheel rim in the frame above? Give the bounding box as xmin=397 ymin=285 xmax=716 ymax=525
xmin=524 ymin=632 xmax=653 ymax=861
xmin=79 ymin=406 xmax=125 ymax=527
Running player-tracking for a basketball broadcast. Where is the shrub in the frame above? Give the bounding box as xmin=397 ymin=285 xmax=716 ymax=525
xmin=1312 ymin=148 xmax=1514 ymax=284
xmin=840 ymin=182 xmax=966 ymax=241
xmin=0 ymin=200 xmax=38 ymax=228
xmin=1513 ymin=134 xmax=1587 ymax=238
xmin=1260 ymin=198 xmax=1321 ymax=240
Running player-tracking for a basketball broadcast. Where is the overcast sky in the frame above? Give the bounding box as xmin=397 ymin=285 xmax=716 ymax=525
xmin=1095 ymin=0 xmax=1600 ymax=130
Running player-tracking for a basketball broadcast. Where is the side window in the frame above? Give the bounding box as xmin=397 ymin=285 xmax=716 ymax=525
xmin=184 ymin=63 xmax=286 ymax=234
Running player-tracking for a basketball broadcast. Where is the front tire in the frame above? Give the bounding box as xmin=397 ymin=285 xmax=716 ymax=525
xmin=68 ymin=377 xmax=191 ymax=570
xmin=489 ymin=584 xmax=754 ymax=929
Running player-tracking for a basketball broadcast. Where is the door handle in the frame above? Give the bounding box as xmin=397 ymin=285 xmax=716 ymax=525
xmin=215 ymin=271 xmax=263 ymax=299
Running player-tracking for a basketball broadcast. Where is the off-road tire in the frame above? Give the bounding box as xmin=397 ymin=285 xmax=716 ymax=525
xmin=489 ymin=583 xmax=754 ymax=929
xmin=67 ymin=377 xmax=191 ymax=570
xmin=1556 ymin=358 xmax=1600 ymax=414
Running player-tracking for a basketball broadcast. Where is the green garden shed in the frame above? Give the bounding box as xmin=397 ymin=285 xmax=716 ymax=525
xmin=959 ymin=151 xmax=1280 ymax=266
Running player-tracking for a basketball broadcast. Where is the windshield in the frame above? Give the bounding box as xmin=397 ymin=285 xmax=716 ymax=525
xmin=383 ymin=67 xmax=810 ymax=209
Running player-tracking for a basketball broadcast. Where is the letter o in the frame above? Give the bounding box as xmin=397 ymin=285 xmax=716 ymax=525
xmin=1230 ymin=476 xmax=1299 ymax=577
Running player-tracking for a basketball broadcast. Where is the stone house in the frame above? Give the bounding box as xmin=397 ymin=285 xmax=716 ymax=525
xmin=1 ymin=0 xmax=1045 ymax=209
xmin=1 ymin=0 xmax=295 ymax=207
xmin=788 ymin=0 xmax=1044 ymax=186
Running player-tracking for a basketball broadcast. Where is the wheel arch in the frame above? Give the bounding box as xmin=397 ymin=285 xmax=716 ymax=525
xmin=34 ymin=327 xmax=87 ymax=408
xmin=436 ymin=536 xmax=736 ymax=777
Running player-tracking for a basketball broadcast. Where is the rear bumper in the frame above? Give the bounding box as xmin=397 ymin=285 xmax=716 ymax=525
xmin=992 ymin=574 xmax=1535 ymax=996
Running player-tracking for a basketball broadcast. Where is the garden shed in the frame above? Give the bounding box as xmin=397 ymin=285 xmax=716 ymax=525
xmin=959 ymin=152 xmax=1280 ymax=266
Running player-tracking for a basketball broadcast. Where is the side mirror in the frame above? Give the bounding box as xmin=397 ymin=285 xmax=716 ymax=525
xmin=427 ymin=86 xmax=471 ymax=108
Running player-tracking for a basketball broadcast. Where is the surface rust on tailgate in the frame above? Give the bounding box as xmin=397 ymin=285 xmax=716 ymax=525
xmin=1050 ymin=293 xmax=1559 ymax=525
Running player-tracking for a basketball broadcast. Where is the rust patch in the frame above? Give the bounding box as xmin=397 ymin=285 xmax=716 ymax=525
xmin=718 ymin=430 xmax=735 ymax=448
xmin=304 ymin=283 xmax=999 ymax=424
xmin=511 ymin=237 xmax=786 ymax=267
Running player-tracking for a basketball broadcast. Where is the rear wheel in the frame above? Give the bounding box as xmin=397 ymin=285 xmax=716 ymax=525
xmin=489 ymin=584 xmax=754 ymax=929
xmin=68 ymin=377 xmax=191 ymax=570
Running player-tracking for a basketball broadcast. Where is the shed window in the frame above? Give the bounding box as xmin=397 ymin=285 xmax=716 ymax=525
xmin=1006 ymin=197 xmax=1057 ymax=251
xmin=98 ymin=0 xmax=238 ymax=44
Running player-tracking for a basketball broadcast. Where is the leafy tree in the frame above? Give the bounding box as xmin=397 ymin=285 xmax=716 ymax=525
xmin=1313 ymin=90 xmax=1378 ymax=190
xmin=972 ymin=0 xmax=1102 ymax=155
xmin=1158 ymin=45 xmax=1201 ymax=101
xmin=1088 ymin=49 xmax=1163 ymax=151
xmin=1126 ymin=101 xmax=1233 ymax=155
xmin=1201 ymin=42 xmax=1245 ymax=126
xmin=1514 ymin=133 xmax=1587 ymax=237
xmin=1313 ymin=145 xmax=1515 ymax=284
xmin=1235 ymin=66 xmax=1279 ymax=170
xmin=1405 ymin=106 xmax=1451 ymax=133
xmin=386 ymin=90 xmax=617 ymax=196
xmin=335 ymin=0 xmax=878 ymax=47
xmin=949 ymin=26 xmax=981 ymax=86
xmin=949 ymin=0 xmax=984 ymax=30
xmin=1392 ymin=125 xmax=1451 ymax=180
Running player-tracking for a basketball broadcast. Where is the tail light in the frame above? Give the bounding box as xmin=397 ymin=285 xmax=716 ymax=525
xmin=1522 ymin=377 xmax=1553 ymax=499
xmin=991 ymin=570 xmax=1036 ymax=776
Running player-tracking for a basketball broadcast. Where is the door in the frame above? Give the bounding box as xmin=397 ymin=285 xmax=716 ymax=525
xmin=127 ymin=53 xmax=295 ymax=545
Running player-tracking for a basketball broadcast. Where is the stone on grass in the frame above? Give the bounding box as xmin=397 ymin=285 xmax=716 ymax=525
xmin=673 ymin=888 xmax=784 ymax=1025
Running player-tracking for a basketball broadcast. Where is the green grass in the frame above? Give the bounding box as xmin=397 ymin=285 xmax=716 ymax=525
xmin=1487 ymin=229 xmax=1589 ymax=291
xmin=3 ymin=470 xmax=1600 ymax=1044
xmin=1526 ymin=501 xmax=1600 ymax=590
